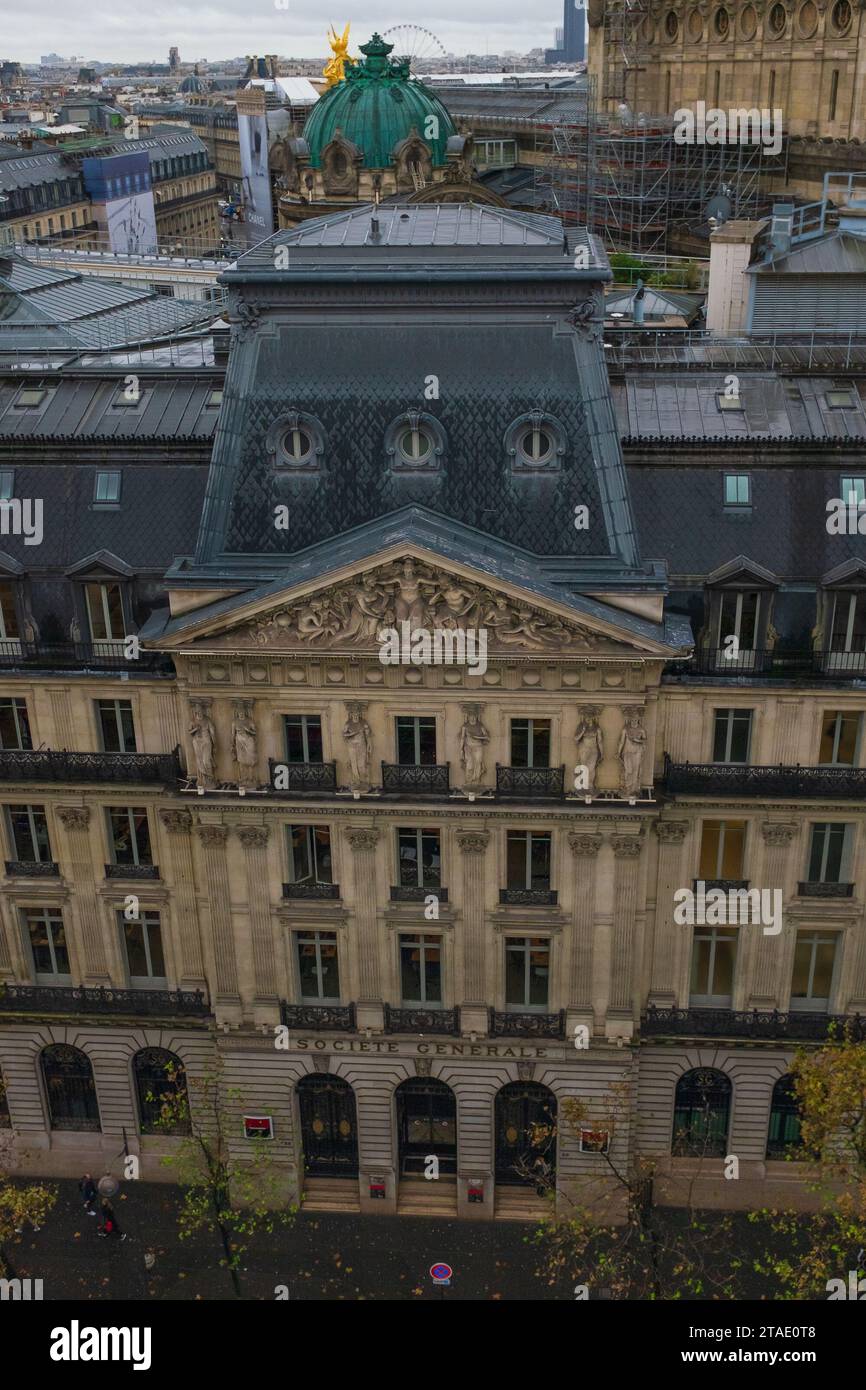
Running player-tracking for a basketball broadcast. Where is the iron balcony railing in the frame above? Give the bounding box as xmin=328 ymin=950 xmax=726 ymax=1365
xmin=496 ymin=765 xmax=565 ymax=798
xmin=105 ymin=864 xmax=160 ymax=880
xmin=282 ymin=881 xmax=340 ymax=900
xmin=666 ymin=754 xmax=866 ymax=799
xmin=499 ymin=888 xmax=558 ymax=906
xmin=797 ymin=881 xmax=854 ymax=898
xmin=0 ymin=640 xmax=174 ymax=674
xmin=5 ymin=860 xmax=59 ymax=877
xmin=0 ymin=983 xmax=209 ymax=1017
xmin=642 ymin=1005 xmax=865 ymax=1042
xmin=665 ymin=647 xmax=866 ymax=680
xmin=0 ymin=749 xmax=181 ymax=784
xmin=390 ymin=885 xmax=449 ymax=903
xmin=381 ymin=763 xmax=450 ymax=795
xmin=384 ymin=1005 xmax=459 ymax=1036
xmin=280 ymin=1002 xmax=356 ymax=1031
xmin=268 ymin=759 xmax=337 ymax=793
xmin=490 ymin=1008 xmax=566 ymax=1040
xmin=693 ymin=878 xmax=750 ymax=892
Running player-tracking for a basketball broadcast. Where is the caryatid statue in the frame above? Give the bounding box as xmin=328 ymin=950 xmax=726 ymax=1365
xmin=343 ymin=701 xmax=373 ymax=789
xmin=574 ymin=706 xmax=603 ymax=795
xmin=231 ymin=699 xmax=259 ymax=789
xmin=460 ymin=703 xmax=490 ymax=787
xmin=617 ymin=706 xmax=647 ymax=799
xmin=189 ymin=699 xmax=217 ymax=790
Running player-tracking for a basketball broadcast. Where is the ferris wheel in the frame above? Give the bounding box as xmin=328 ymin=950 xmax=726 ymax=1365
xmin=382 ymin=24 xmax=447 ymax=68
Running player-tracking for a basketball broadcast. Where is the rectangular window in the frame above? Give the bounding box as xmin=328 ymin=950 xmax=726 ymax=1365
xmin=400 ymin=932 xmax=442 ymax=1006
xmin=510 ymin=719 xmax=551 ymax=768
xmin=396 ymin=716 xmax=437 ymax=765
xmin=97 ymin=699 xmax=136 ymax=753
xmin=26 ymin=908 xmax=70 ymax=982
xmin=826 ymin=389 xmax=855 ymax=408
xmin=712 ymin=709 xmax=752 ymax=764
xmin=93 ymin=471 xmax=121 ymax=504
xmin=295 ymin=929 xmax=340 ymax=1001
xmin=717 ymin=393 xmax=744 ymax=411
xmin=505 ymin=936 xmax=550 ymax=1010
xmin=0 ymin=470 xmax=13 ymax=501
xmin=6 ymin=804 xmax=52 ymax=863
xmin=120 ymin=909 xmax=166 ymax=986
xmin=397 ymin=827 xmax=441 ymax=888
xmin=506 ymin=831 xmax=552 ymax=891
xmin=15 ymin=388 xmax=46 ymax=409
xmin=718 ymin=590 xmax=761 ymax=649
xmin=207 ymin=389 xmax=223 ymax=407
xmin=283 ymin=714 xmax=323 ymax=764
xmin=106 ymin=808 xmax=152 ymax=866
xmin=807 ymin=823 xmax=851 ymax=884
xmin=840 ymin=476 xmax=865 ymax=507
xmin=829 ymin=68 xmax=839 ymax=123
xmin=85 ymin=582 xmax=125 ymax=643
xmin=830 ymin=593 xmax=866 ymax=654
xmin=790 ymin=930 xmax=837 ymax=1011
xmin=0 ymin=582 xmax=20 ymax=642
xmin=819 ymin=711 xmax=861 ymax=766
xmin=0 ymin=697 xmax=32 ymax=750
xmin=287 ymin=824 xmax=332 ymax=885
xmin=698 ymin=820 xmax=746 ymax=880
xmin=690 ymin=927 xmax=737 ymax=1006
xmin=723 ymin=474 xmax=751 ymax=506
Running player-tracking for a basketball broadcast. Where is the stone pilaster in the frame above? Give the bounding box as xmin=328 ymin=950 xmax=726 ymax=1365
xmin=748 ymin=821 xmax=797 ymax=1009
xmin=457 ymin=827 xmax=490 ymax=1036
xmin=55 ymin=805 xmax=109 ymax=983
xmin=650 ymin=820 xmax=691 ymax=1005
xmin=345 ymin=825 xmax=383 ymax=1032
xmin=194 ymin=822 xmax=241 ymax=1018
xmin=158 ymin=809 xmax=205 ymax=988
xmin=607 ymin=832 xmax=643 ymax=1037
xmin=49 ymin=689 xmax=76 ymax=751
xmin=770 ymin=698 xmax=803 ymax=765
xmin=566 ymin=832 xmax=602 ymax=1033
xmin=236 ymin=823 xmax=279 ymax=1022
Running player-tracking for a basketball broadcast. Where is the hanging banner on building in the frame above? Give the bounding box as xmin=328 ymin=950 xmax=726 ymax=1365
xmin=81 ymin=150 xmax=158 ymax=255
xmin=237 ymin=86 xmax=273 ymax=249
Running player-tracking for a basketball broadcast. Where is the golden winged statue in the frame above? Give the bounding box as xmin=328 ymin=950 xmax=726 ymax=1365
xmin=323 ymin=23 xmax=355 ymax=87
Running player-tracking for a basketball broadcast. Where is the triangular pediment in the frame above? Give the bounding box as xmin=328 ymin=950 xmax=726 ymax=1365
xmin=147 ymin=545 xmax=682 ymax=660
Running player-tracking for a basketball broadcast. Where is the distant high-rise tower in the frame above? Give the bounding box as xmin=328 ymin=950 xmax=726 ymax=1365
xmin=545 ymin=1 xmax=586 ymax=64
xmin=169 ymin=46 xmax=180 ymax=72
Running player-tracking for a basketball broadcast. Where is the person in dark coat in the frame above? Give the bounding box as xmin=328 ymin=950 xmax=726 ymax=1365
xmin=79 ymin=1172 xmax=98 ymax=1215
xmin=97 ymin=1198 xmax=127 ymax=1241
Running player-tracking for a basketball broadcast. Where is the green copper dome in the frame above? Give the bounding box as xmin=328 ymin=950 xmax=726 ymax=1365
xmin=304 ymin=33 xmax=457 ymax=170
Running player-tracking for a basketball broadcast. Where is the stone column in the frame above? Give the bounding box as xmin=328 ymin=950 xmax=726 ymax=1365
xmin=194 ymin=822 xmax=242 ymax=1019
xmin=607 ymin=832 xmax=643 ymax=1038
xmin=236 ymin=823 xmax=280 ymax=1023
xmin=747 ymin=821 xmax=797 ymax=1009
xmin=158 ymin=809 xmax=206 ymax=989
xmin=566 ymin=832 xmax=602 ymax=1035
xmin=457 ymin=827 xmax=490 ymax=1036
xmin=650 ymin=820 xmax=691 ymax=1005
xmin=56 ymin=805 xmax=109 ymax=982
xmin=345 ymin=825 xmax=383 ymax=1032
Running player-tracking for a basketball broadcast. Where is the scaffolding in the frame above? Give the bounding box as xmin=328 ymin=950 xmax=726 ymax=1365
xmin=601 ymin=0 xmax=648 ymax=111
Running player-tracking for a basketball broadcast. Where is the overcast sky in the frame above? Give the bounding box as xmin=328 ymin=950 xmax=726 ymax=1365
xmin=8 ymin=2 xmax=571 ymax=63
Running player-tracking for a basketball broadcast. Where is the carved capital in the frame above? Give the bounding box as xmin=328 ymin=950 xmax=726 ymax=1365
xmin=761 ymin=821 xmax=798 ymax=848
xmin=613 ymin=835 xmax=643 ymax=859
xmin=654 ymin=820 xmax=690 ymax=846
xmin=346 ymin=826 xmax=379 ymax=853
xmin=236 ymin=824 xmax=270 ymax=849
xmin=195 ymin=823 xmax=229 ymax=848
xmin=56 ymin=806 xmax=90 ymax=830
xmin=568 ymin=832 xmax=603 ymax=857
xmin=457 ymin=830 xmax=490 ymax=855
xmin=159 ymin=809 xmax=192 ymax=835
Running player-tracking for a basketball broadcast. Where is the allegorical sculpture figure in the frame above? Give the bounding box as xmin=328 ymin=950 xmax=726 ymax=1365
xmin=574 ymin=706 xmax=604 ymax=795
xmin=189 ymin=700 xmax=217 ymax=790
xmin=618 ymin=706 xmax=647 ymax=799
xmin=460 ymin=704 xmax=490 ymax=787
xmin=231 ymin=699 xmax=259 ymax=789
xmin=323 ymin=23 xmax=355 ymax=87
xmin=343 ymin=701 xmax=373 ymax=788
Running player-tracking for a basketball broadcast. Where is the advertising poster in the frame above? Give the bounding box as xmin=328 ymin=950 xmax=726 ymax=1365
xmin=237 ymin=86 xmax=273 ymax=248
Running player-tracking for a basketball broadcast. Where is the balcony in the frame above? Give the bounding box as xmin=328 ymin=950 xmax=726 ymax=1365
xmin=496 ymin=765 xmax=565 ymax=798
xmin=499 ymin=888 xmax=558 ymax=906
xmin=268 ymin=759 xmax=337 ymax=794
xmin=490 ymin=1009 xmax=565 ymax=1039
xmin=280 ymin=1001 xmax=356 ymax=1031
xmin=105 ymin=863 xmax=160 ymax=880
xmin=381 ymin=763 xmax=450 ymax=795
xmin=642 ymin=1005 xmax=866 ymax=1042
xmin=797 ymin=881 xmax=854 ymax=898
xmin=666 ymin=755 xmax=866 ymax=800
xmin=384 ymin=1005 xmax=459 ymax=1035
xmin=0 ymin=983 xmax=209 ymax=1017
xmin=0 ymin=640 xmax=173 ymax=674
xmin=693 ymin=879 xmax=750 ymax=893
xmin=389 ymin=885 xmax=448 ymax=903
xmin=665 ymin=647 xmax=866 ymax=682
xmin=5 ymin=860 xmax=59 ymax=877
xmin=282 ymin=881 xmax=340 ymax=900
xmin=0 ymin=749 xmax=181 ymax=784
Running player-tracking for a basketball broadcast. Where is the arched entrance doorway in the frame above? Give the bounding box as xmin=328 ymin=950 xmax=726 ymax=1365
xmin=494 ymin=1081 xmax=557 ymax=1188
xmin=297 ymin=1073 xmax=358 ymax=1177
xmin=396 ymin=1077 xmax=457 ymax=1176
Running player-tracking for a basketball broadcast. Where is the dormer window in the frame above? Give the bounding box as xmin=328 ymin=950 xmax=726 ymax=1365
xmin=705 ymin=557 xmax=778 ymax=673
xmin=386 ymin=412 xmax=445 ymax=473
xmin=505 ymin=411 xmax=566 ymax=473
xmin=282 ymin=425 xmax=314 ymax=465
xmin=397 ymin=424 xmax=434 ymax=466
xmin=266 ymin=412 xmax=325 ymax=470
xmin=94 ymin=471 xmax=121 ymax=506
xmin=826 ymin=387 xmax=855 ymax=409
xmin=14 ymin=388 xmax=47 ymax=409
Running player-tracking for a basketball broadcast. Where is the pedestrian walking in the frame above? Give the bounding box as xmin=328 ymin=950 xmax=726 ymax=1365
xmin=97 ymin=1198 xmax=127 ymax=1241
xmin=79 ymin=1172 xmax=98 ymax=1216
